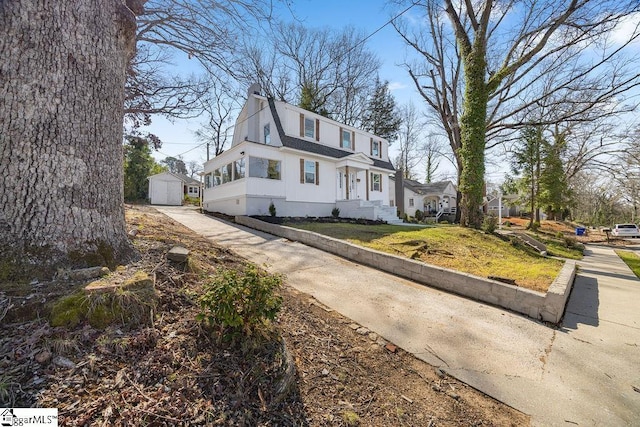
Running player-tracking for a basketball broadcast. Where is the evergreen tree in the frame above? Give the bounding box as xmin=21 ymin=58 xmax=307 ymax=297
xmin=161 ymin=156 xmax=188 ymax=175
xmin=362 ymin=77 xmax=401 ymax=142
xmin=539 ymin=130 xmax=572 ymax=220
xmin=299 ymin=83 xmax=329 ymax=117
xmin=124 ymin=136 xmax=166 ymax=202
xmin=511 ymin=126 xmax=544 ymax=229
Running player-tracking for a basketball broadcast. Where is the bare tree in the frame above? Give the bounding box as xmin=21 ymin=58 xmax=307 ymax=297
xmin=235 ymin=22 xmax=381 ymax=125
xmin=1 ymin=0 xmax=142 ymax=275
xmin=194 ymin=80 xmax=240 ymax=159
xmin=186 ymin=160 xmax=203 ymax=179
xmin=395 ymin=101 xmax=426 ymax=179
xmin=423 ymin=134 xmax=444 ymax=183
xmin=393 ymin=0 xmax=640 ymax=227
xmin=126 ymin=0 xmax=274 ymax=132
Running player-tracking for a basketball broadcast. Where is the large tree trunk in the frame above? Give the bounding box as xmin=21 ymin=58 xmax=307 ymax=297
xmin=0 ymin=1 xmax=142 ymax=277
xmin=458 ymin=45 xmax=488 ymax=228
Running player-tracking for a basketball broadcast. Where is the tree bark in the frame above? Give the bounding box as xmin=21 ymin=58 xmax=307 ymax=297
xmin=0 ymin=0 xmax=141 ymax=277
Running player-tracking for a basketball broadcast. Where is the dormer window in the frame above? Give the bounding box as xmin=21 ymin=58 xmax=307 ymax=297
xmin=371 ymin=139 xmax=381 ymax=157
xmin=341 ymin=128 xmax=355 ymax=150
xmin=264 ymin=123 xmax=271 ymax=144
xmin=300 ymin=114 xmax=320 ymax=141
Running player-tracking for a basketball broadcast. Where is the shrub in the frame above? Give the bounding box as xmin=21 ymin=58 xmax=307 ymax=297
xmin=530 ymin=221 xmax=541 ymax=231
xmin=331 ymin=207 xmax=340 ymax=218
xmin=414 ymin=209 xmax=424 ymax=221
xmin=183 ymin=195 xmax=199 ymax=206
xmin=556 ymin=231 xmax=564 ymax=239
xmin=482 ymin=214 xmax=498 ymax=233
xmin=198 ymin=265 xmax=283 ymax=341
xmin=268 ymin=202 xmax=276 ymax=217
xmin=503 ymin=220 xmax=511 ymax=227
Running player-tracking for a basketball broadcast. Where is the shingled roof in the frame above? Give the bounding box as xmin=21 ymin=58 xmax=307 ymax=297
xmin=403 ymin=179 xmax=455 ymax=195
xmin=268 ymin=98 xmax=395 ymax=171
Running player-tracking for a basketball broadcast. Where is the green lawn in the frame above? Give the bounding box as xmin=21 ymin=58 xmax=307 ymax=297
xmin=286 ymin=222 xmax=563 ymax=293
xmin=615 ymin=250 xmax=640 ymax=278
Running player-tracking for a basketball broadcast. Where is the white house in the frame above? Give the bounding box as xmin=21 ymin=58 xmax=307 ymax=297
xmin=391 ymin=176 xmax=457 ymax=220
xmin=148 ymin=172 xmax=200 ymax=206
xmin=202 ymin=84 xmax=400 ymax=222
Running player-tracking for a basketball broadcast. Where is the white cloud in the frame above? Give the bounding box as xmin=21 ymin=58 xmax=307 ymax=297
xmin=610 ymin=12 xmax=640 ymax=46
xmin=388 ymin=81 xmax=408 ymax=91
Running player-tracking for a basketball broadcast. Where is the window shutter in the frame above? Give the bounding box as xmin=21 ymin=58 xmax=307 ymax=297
xmin=352 ymin=131 xmax=355 ymax=151
xmin=300 ymin=158 xmax=304 ymax=183
xmin=315 ymin=119 xmax=320 ymax=141
xmin=299 ymin=114 xmax=304 ymax=137
xmin=370 ymin=138 xmax=373 ymax=155
xmin=315 ymin=161 xmax=319 ymax=185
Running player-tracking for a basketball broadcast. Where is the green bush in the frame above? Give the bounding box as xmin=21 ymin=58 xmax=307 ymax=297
xmin=331 ymin=207 xmax=340 ymax=218
xmin=503 ymin=220 xmax=511 ymax=227
xmin=183 ymin=195 xmax=199 ymax=205
xmin=198 ymin=265 xmax=283 ymax=341
xmin=530 ymin=221 xmax=541 ymax=231
xmin=268 ymin=202 xmax=277 ymax=217
xmin=414 ymin=209 xmax=424 ymax=221
xmin=482 ymin=214 xmax=498 ymax=233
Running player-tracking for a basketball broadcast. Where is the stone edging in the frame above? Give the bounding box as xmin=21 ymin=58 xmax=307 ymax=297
xmin=236 ymin=216 xmax=576 ymax=324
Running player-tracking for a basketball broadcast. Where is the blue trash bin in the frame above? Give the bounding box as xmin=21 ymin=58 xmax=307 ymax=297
xmin=575 ymin=227 xmax=585 ymax=236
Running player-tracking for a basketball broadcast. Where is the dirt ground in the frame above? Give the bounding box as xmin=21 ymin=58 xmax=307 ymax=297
xmin=503 ymin=217 xmax=639 ymax=246
xmin=0 ymin=206 xmax=527 ymax=426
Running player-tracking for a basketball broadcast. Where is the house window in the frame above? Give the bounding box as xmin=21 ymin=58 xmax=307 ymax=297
xmin=371 ymin=140 xmax=380 ymax=157
xmin=371 ymin=173 xmax=381 ymax=192
xmin=341 ymin=129 xmax=352 ymax=149
xmin=264 ymin=124 xmax=271 ymax=144
xmin=213 ymin=169 xmax=221 ymax=186
xmin=300 ymin=159 xmax=319 ymax=185
xmin=204 ymin=174 xmax=211 ymax=189
xmin=249 ymin=157 xmax=281 ymax=180
xmin=188 ymin=186 xmax=199 ymax=195
xmin=409 ymin=198 xmax=414 ymax=207
xmin=234 ymin=158 xmax=245 ymax=180
xmin=304 ymin=117 xmax=315 ymax=138
xmin=222 ymin=164 xmax=232 ymax=183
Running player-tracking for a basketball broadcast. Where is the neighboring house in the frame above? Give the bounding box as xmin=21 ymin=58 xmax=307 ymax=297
xmin=148 ymin=172 xmax=201 ymax=206
xmin=391 ymin=176 xmax=457 ymax=220
xmin=201 ymin=84 xmax=400 ymax=222
xmin=485 ymin=193 xmax=523 ymax=217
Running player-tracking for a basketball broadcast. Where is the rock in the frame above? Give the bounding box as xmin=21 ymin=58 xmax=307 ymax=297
xmin=376 ymin=338 xmax=387 ymax=346
xmin=348 ymin=323 xmax=360 ymax=330
xmin=61 ymin=266 xmax=110 ymax=281
xmin=35 ymin=350 xmax=52 ymax=364
xmin=385 ymin=343 xmax=397 ymax=353
xmin=447 ymin=392 xmax=460 ymax=400
xmin=128 ymin=229 xmax=139 ymax=239
xmin=321 ymin=368 xmax=329 ymax=376
xmin=356 ymin=327 xmax=369 ymax=335
xmin=53 ymin=356 xmax=76 ymax=369
xmin=167 ymin=246 xmax=190 ymax=262
xmin=435 ymin=367 xmax=446 ymax=378
xmin=368 ymin=332 xmax=378 ymax=341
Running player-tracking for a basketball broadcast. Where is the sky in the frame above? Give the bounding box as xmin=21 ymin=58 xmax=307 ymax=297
xmin=141 ymin=0 xmax=465 ymax=180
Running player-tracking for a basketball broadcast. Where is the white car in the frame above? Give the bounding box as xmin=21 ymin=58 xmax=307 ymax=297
xmin=611 ymin=223 xmax=640 ymax=238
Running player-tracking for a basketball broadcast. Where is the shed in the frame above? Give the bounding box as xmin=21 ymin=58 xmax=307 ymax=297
xmin=148 ymin=172 xmax=200 ymax=206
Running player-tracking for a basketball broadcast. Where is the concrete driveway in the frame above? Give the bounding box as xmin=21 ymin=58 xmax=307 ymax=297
xmin=156 ymin=207 xmax=640 ymax=426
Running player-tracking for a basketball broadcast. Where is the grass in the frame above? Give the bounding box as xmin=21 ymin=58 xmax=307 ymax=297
xmin=286 ymin=222 xmax=563 ymax=293
xmin=615 ymin=250 xmax=640 ymax=278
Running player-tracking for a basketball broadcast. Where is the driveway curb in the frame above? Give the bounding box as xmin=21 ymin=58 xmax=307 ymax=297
xmin=236 ymin=216 xmax=576 ymax=323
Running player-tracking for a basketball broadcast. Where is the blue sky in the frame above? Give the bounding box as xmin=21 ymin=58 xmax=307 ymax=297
xmin=143 ymin=0 xmax=441 ymax=173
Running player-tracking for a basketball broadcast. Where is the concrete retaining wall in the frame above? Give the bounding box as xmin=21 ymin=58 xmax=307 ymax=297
xmin=236 ymin=216 xmax=576 ymax=324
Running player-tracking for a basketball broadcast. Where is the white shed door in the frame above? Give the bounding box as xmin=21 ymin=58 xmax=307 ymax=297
xmin=151 ymin=180 xmax=182 ymax=205
xmin=166 ymin=181 xmax=182 ymax=205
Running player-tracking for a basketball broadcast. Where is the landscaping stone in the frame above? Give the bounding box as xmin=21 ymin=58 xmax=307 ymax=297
xmin=59 ymin=266 xmax=110 ymax=281
xmin=167 ymin=246 xmax=190 ymax=262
